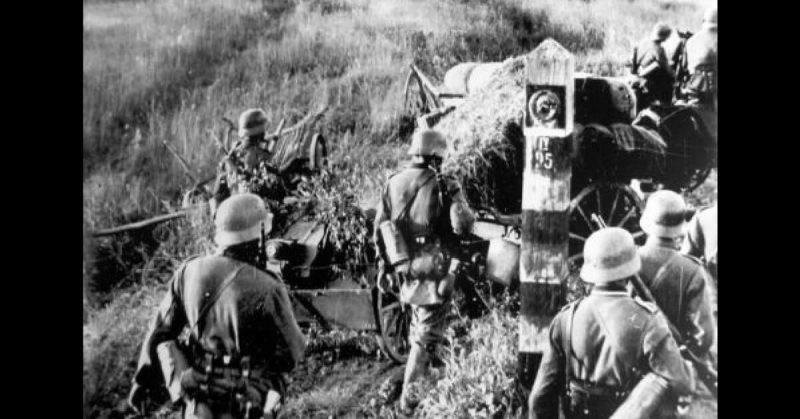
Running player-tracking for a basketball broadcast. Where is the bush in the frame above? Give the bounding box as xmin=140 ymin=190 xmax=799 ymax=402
xmin=416 ymin=308 xmax=522 ymax=418
xmin=84 ymin=284 xmax=166 ymax=417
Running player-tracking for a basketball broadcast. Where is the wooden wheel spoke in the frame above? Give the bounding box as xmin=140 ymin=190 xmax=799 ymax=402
xmin=615 ymin=206 xmax=639 ymax=228
xmin=381 ymin=301 xmax=400 ymax=314
xmin=608 ymin=188 xmax=621 ymax=226
xmin=595 ymin=189 xmax=602 ymax=220
xmin=569 ymin=233 xmax=587 ymax=242
xmin=575 ymin=205 xmax=596 ymax=232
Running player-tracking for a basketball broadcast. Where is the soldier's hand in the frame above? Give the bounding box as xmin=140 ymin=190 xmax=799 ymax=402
xmin=179 ymin=368 xmax=203 ymax=397
xmin=394 ymin=261 xmax=410 ymax=276
xmin=127 ymin=384 xmax=148 ymax=414
xmin=263 ymin=389 xmax=282 ymax=419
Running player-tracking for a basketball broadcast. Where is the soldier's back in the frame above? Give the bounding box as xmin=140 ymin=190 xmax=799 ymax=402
xmin=386 ymin=164 xmax=442 ymax=236
xmin=180 ymin=254 xmax=293 ymax=363
xmin=562 ymin=290 xmax=662 ymax=387
xmin=685 ymin=29 xmax=717 ymax=72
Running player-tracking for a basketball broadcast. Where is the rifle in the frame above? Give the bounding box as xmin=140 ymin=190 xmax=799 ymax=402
xmin=590 ymin=214 xmax=717 ymax=398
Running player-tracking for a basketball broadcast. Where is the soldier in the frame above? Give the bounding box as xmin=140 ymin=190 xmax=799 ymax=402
xmin=529 ymin=228 xmax=692 ymax=419
xmin=128 ymin=193 xmax=306 ymax=419
xmin=211 ymin=109 xmax=287 ymax=218
xmin=682 ymin=7 xmax=717 ymax=108
xmin=373 ymin=129 xmax=475 ymax=413
xmin=633 ymin=22 xmax=676 ymax=108
xmin=681 ymin=202 xmax=717 ymax=286
xmin=638 ymin=190 xmax=716 ymax=359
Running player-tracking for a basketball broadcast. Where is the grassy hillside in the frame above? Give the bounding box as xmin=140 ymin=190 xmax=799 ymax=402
xmin=83 ymin=0 xmax=715 ymax=417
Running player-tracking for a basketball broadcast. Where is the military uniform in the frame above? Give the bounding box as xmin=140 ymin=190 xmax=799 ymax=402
xmin=635 ymin=39 xmax=675 ymax=107
xmin=129 ymin=251 xmax=306 ymax=418
xmin=530 ymin=288 xmax=692 ymax=419
xmin=638 ymin=242 xmax=716 ymax=358
xmin=683 ymin=27 xmax=717 ymax=104
xmin=682 ymin=205 xmax=717 ymax=285
xmin=374 ymin=161 xmax=471 ymax=348
xmin=212 ymin=139 xmax=287 ymax=209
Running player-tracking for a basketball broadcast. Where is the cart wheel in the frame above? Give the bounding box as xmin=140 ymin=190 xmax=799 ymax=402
xmin=374 ymin=284 xmax=411 ymax=364
xmin=685 ymin=165 xmax=712 ymax=192
xmin=309 ymin=133 xmax=328 ymax=171
xmin=400 ymin=70 xmax=429 ymax=139
xmin=566 ymin=183 xmax=645 ymax=301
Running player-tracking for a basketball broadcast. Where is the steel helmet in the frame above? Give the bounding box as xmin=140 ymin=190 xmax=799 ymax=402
xmin=639 ymin=190 xmax=687 ymax=238
xmin=214 ymin=193 xmax=273 ymax=247
xmin=580 ymin=227 xmax=641 ymax=284
xmin=703 ymin=7 xmax=717 ymax=29
xmin=407 ymin=129 xmax=448 ymax=158
xmin=652 ymin=22 xmax=673 ymax=42
xmin=238 ymin=108 xmax=269 ymax=139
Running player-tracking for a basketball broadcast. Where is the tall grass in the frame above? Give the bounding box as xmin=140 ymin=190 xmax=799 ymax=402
xmin=84 ymin=0 xmax=712 ymax=416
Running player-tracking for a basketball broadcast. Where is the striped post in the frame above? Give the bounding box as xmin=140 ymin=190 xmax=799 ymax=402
xmin=518 ymin=39 xmax=575 ymax=391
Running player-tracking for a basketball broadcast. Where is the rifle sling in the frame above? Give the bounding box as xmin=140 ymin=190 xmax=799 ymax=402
xmin=393 ymin=172 xmax=437 ymax=232
xmin=188 ymin=264 xmax=247 ymax=338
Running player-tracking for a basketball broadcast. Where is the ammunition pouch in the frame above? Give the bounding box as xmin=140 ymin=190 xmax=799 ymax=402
xmin=378 ymin=220 xmax=410 ymax=267
xmin=156 ymin=341 xmax=192 ymax=403
xmin=683 ymin=69 xmax=716 ymax=104
xmin=610 ymin=373 xmax=673 ymax=419
xmin=182 ymin=349 xmax=285 ymax=419
xmin=409 ymin=239 xmax=448 ymax=280
xmin=566 ymin=380 xmax=628 ymax=419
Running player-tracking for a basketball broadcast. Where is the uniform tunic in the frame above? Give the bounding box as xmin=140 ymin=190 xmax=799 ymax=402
xmin=638 ymin=242 xmax=716 ymax=357
xmin=129 ymin=254 xmax=306 ymax=405
xmin=212 ymin=139 xmax=287 ymax=208
xmin=373 ymin=162 xmax=473 ymax=346
xmin=530 ymin=288 xmax=691 ymax=419
xmin=683 ymin=27 xmax=717 ymax=107
xmin=682 ymin=205 xmax=717 ymax=284
xmin=685 ymin=28 xmax=717 ymax=75
xmin=374 ymin=162 xmax=470 ymax=306
xmin=635 ymin=39 xmax=675 ymax=105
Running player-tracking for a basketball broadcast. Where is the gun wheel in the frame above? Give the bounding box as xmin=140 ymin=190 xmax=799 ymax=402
xmin=566 ymin=183 xmax=645 ymax=301
xmin=374 ymin=283 xmax=411 ymax=364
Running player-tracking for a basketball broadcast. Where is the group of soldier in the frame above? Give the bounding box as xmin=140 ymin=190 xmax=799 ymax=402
xmin=125 ymin=6 xmax=718 ymax=419
xmin=633 ymin=7 xmax=718 ymax=110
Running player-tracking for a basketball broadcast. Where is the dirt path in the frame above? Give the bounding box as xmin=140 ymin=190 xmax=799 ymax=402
xmin=284 ymin=354 xmax=404 ymax=418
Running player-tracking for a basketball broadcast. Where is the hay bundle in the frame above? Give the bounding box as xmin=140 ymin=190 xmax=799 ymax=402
xmin=438 ymin=55 xmax=529 ymax=214
xmin=436 ymin=53 xmax=664 ymax=213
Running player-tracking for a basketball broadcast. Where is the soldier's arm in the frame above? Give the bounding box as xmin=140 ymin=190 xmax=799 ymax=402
xmin=210 ymin=162 xmax=232 ymax=216
xmin=682 ymin=266 xmax=716 ymax=357
xmin=270 ymin=282 xmax=307 ymax=369
xmin=373 ymin=183 xmax=392 ymax=254
xmin=681 ymin=213 xmax=705 ymax=259
xmin=642 ymin=312 xmax=693 ymax=396
xmin=445 ymin=178 xmax=475 ymax=236
xmin=129 ymin=265 xmax=188 ymax=404
xmin=656 ymin=46 xmax=676 ymax=77
xmin=529 ymin=315 xmax=565 ymax=419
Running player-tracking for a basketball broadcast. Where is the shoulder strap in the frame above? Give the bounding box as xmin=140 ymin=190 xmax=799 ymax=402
xmin=188 ymin=263 xmax=247 ymax=338
xmin=393 ymin=172 xmax=437 ymax=226
xmin=650 ymin=252 xmax=680 ymax=290
xmin=564 ymin=299 xmax=582 ymax=384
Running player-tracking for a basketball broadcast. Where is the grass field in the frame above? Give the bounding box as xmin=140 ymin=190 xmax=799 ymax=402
xmin=83 ymin=0 xmax=716 ymax=417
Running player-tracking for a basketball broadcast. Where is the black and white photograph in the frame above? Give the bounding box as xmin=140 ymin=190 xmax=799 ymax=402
xmin=83 ymin=0 xmax=718 ymax=417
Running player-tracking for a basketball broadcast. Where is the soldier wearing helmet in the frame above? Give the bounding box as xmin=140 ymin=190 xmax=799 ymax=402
xmin=529 ymin=228 xmax=692 ymax=419
xmin=633 ymin=22 xmax=677 ymax=108
xmin=211 ymin=109 xmax=288 ymax=218
xmin=128 ymin=194 xmax=306 ymax=419
xmin=373 ymin=129 xmax=475 ymax=412
xmin=682 ymin=6 xmax=717 ymax=108
xmin=638 ymin=190 xmax=716 ymax=360
xmin=682 ymin=202 xmax=717 ymax=286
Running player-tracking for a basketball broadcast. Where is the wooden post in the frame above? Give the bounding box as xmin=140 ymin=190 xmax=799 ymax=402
xmin=518 ymin=39 xmax=575 ymax=392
